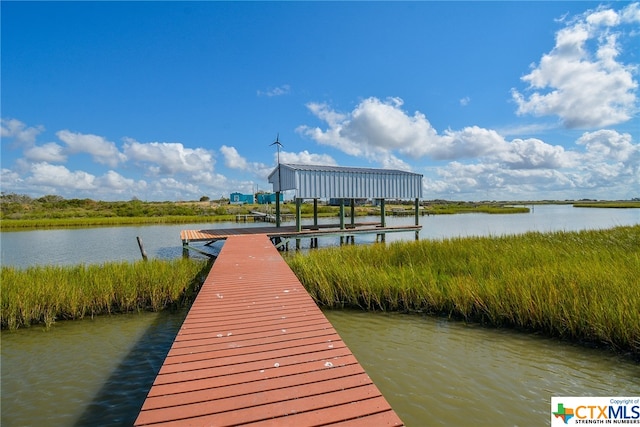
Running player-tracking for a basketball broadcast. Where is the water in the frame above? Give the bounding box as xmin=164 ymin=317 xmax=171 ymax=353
xmin=2 ymin=309 xmax=638 ymax=426
xmin=324 ymin=310 xmax=640 ymax=426
xmin=1 ymin=205 xmax=638 ymax=425
xmin=2 ymin=205 xmax=638 ymax=268
xmin=1 ymin=310 xmax=188 ymax=427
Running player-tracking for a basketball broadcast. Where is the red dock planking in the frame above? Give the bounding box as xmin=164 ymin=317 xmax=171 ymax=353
xmin=135 ymin=234 xmax=403 ymax=426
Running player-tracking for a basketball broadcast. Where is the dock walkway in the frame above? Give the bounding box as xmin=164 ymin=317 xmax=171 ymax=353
xmin=180 ymin=223 xmax=421 ymax=246
xmin=135 ymin=234 xmax=403 ymax=426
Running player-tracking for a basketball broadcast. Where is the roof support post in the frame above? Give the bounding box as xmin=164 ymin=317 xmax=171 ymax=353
xmin=350 ymin=198 xmax=355 ymax=228
xmin=380 ymin=199 xmax=386 ymax=228
xmin=313 ymin=199 xmax=318 ymax=228
xmin=339 ymin=199 xmax=345 ymax=230
xmin=415 ymin=198 xmax=420 ymax=240
xmin=275 ymin=191 xmax=281 ymax=228
xmin=296 ymin=197 xmax=302 ymax=232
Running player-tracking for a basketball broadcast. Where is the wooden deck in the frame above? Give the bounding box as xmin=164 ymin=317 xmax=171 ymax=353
xmin=180 ymin=223 xmax=421 ymax=244
xmin=135 ymin=234 xmax=403 ymax=426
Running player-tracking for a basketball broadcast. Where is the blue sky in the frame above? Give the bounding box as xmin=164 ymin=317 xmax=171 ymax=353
xmin=2 ymin=1 xmax=639 ymax=202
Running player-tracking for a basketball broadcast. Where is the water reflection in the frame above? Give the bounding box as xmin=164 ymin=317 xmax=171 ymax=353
xmin=2 ymin=306 xmax=638 ymax=426
xmin=324 ymin=310 xmax=640 ymax=427
xmin=1 ymin=309 xmax=187 ymax=427
xmin=1 ymin=205 xmax=638 ymax=268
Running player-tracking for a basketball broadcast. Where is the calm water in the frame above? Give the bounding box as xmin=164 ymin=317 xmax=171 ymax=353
xmin=2 ymin=309 xmax=638 ymax=426
xmin=324 ymin=310 xmax=640 ymax=427
xmin=1 ymin=205 xmax=639 ymax=426
xmin=2 ymin=205 xmax=639 ymax=268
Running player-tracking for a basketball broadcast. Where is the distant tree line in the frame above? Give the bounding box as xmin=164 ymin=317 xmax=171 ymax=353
xmin=0 ymin=193 xmax=221 ymax=220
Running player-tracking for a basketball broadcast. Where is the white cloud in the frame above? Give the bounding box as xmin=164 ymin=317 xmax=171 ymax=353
xmin=96 ymin=170 xmax=136 ymax=191
xmin=298 ymin=97 xmax=441 ymax=161
xmin=57 ymin=130 xmax=126 ymax=168
xmin=26 ymin=163 xmax=96 ymax=191
xmin=298 ymin=97 xmax=508 ymax=161
xmin=0 ymin=168 xmax=23 ymax=189
xmin=24 ymin=142 xmax=67 ymax=163
xmin=123 ymin=138 xmax=215 ymax=175
xmin=220 ymin=145 xmax=249 ymax=169
xmin=460 ymin=97 xmax=471 ymax=106
xmin=299 ymin=96 xmax=639 ymax=200
xmin=576 ymin=129 xmax=637 ymax=161
xmin=512 ymin=3 xmax=638 ymax=128
xmin=257 ymin=84 xmax=291 ymax=97
xmin=279 ymin=150 xmax=337 ymax=166
xmin=1 ymin=118 xmax=44 ymax=147
xmin=219 ymin=144 xmax=273 ymax=179
xmin=497 ymin=138 xmax=574 ymax=169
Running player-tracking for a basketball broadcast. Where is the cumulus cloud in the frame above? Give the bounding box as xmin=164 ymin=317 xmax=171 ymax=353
xmin=123 ymin=138 xmax=215 ymax=175
xmin=576 ymin=129 xmax=637 ymax=161
xmin=96 ymin=170 xmax=136 ymax=191
xmin=298 ymin=95 xmax=639 ymax=199
xmin=24 ymin=142 xmax=67 ymax=163
xmin=497 ymin=138 xmax=574 ymax=169
xmin=512 ymin=3 xmax=639 ymax=128
xmin=1 ymin=118 xmax=44 ymax=147
xmin=220 ymin=144 xmax=273 ymax=179
xmin=26 ymin=162 xmax=96 ymax=191
xmin=300 ymin=98 xmax=534 ymax=163
xmin=220 ymin=145 xmax=249 ymax=169
xmin=279 ymin=150 xmax=337 ymax=166
xmin=57 ymin=130 xmax=126 ymax=168
xmin=298 ymin=97 xmax=441 ymax=161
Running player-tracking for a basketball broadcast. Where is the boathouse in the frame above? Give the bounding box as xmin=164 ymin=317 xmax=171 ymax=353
xmin=180 ymin=164 xmax=424 ymax=253
xmin=267 ymin=163 xmax=423 ymax=229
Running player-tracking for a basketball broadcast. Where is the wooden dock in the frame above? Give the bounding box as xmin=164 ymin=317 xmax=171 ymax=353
xmin=181 ymin=223 xmax=421 ymax=248
xmin=135 ymin=234 xmax=403 ymax=426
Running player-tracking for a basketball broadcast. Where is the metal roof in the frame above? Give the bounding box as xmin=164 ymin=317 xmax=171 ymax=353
xmin=268 ymin=163 xmax=423 ymax=199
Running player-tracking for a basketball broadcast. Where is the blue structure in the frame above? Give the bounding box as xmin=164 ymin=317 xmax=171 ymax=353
xmin=256 ymin=193 xmax=284 ymax=204
xmin=230 ymin=192 xmax=254 ymax=204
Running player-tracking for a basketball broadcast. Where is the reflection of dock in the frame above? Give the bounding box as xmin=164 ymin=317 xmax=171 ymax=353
xmin=181 ymin=222 xmax=422 ymax=253
xmin=135 ymin=234 xmax=403 ymax=426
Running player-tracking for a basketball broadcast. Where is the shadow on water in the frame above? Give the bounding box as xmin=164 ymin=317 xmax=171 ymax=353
xmin=74 ymin=262 xmax=212 ymax=427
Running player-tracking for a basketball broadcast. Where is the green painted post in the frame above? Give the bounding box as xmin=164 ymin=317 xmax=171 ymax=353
xmin=339 ymin=199 xmax=345 ymax=245
xmin=350 ymin=198 xmax=355 ymax=228
xmin=313 ymin=198 xmax=318 ymax=228
xmin=415 ymin=198 xmax=420 ymax=240
xmin=380 ymin=199 xmax=386 ymax=242
xmin=296 ymin=198 xmax=302 ymax=232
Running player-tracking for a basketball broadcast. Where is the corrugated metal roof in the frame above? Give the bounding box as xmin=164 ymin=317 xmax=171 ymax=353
xmin=268 ymin=164 xmax=423 ymax=199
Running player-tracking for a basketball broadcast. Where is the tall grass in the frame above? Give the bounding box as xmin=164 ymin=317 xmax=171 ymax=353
xmin=1 ymin=259 xmax=210 ymax=329
xmin=286 ymin=225 xmax=640 ymax=355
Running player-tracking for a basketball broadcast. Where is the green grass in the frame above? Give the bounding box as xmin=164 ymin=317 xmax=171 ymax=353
xmin=1 ymin=193 xmax=537 ymax=230
xmin=1 ymin=258 xmax=210 ymax=329
xmin=285 ymin=225 xmax=640 ymax=355
xmin=422 ymin=204 xmax=530 ymax=215
xmin=573 ymin=201 xmax=640 ymax=208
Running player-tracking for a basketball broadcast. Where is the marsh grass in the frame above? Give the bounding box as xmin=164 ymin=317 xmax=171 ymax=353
xmin=286 ymin=225 xmax=640 ymax=355
xmin=1 ymin=259 xmax=210 ymax=329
